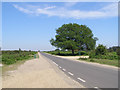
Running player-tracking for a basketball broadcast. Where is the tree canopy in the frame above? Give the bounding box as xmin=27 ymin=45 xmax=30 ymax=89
xmin=50 ymin=23 xmax=98 ymax=55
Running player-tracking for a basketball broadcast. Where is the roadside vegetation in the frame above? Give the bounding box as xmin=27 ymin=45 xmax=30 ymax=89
xmin=45 ymin=50 xmax=88 ymax=56
xmin=45 ymin=46 xmax=119 ymax=67
xmin=86 ymin=45 xmax=119 ymax=67
xmin=2 ymin=49 xmax=38 ymax=65
xmin=48 ymin=23 xmax=120 ymax=67
xmin=79 ymin=45 xmax=119 ymax=67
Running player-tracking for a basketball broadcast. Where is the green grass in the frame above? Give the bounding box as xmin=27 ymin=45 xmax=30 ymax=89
xmin=89 ymin=52 xmax=119 ymax=60
xmin=2 ymin=50 xmax=38 ymax=65
xmin=78 ymin=58 xmax=118 ymax=67
xmin=79 ymin=51 xmax=119 ymax=67
xmin=0 ymin=55 xmax=2 ymax=64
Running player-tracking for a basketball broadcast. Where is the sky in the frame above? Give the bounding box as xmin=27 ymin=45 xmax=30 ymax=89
xmin=2 ymin=2 xmax=118 ymax=51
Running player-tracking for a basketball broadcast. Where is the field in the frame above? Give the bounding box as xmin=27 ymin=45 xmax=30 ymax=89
xmin=45 ymin=50 xmax=119 ymax=67
xmin=2 ymin=50 xmax=38 ymax=65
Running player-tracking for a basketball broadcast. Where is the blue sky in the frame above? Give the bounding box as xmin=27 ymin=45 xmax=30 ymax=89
xmin=2 ymin=2 xmax=118 ymax=51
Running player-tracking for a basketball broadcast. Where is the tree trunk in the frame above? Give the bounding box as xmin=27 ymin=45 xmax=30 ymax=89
xmin=58 ymin=50 xmax=60 ymax=55
xmin=72 ymin=49 xmax=74 ymax=55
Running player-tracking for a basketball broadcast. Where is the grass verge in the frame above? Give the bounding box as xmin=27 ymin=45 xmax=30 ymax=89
xmin=78 ymin=58 xmax=118 ymax=67
xmin=2 ymin=50 xmax=38 ymax=65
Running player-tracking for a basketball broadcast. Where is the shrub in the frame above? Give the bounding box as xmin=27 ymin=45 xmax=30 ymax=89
xmin=90 ymin=59 xmax=95 ymax=62
xmin=4 ymin=59 xmax=16 ymax=65
xmin=2 ymin=50 xmax=37 ymax=65
xmin=89 ymin=51 xmax=119 ymax=60
xmin=80 ymin=51 xmax=88 ymax=55
xmin=95 ymin=44 xmax=107 ymax=55
xmin=89 ymin=50 xmax=96 ymax=58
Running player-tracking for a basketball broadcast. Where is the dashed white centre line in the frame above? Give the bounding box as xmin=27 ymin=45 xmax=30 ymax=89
xmin=53 ymin=62 xmax=56 ymax=64
xmin=53 ymin=62 xmax=58 ymax=66
xmin=63 ymin=69 xmax=66 ymax=71
xmin=77 ymin=77 xmax=86 ymax=82
xmin=68 ymin=72 xmax=74 ymax=76
xmin=56 ymin=64 xmax=58 ymax=66
xmin=94 ymin=87 xmax=101 ymax=90
xmin=59 ymin=66 xmax=61 ymax=68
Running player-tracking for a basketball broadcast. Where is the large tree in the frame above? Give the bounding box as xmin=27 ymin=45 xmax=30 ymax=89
xmin=50 ymin=23 xmax=98 ymax=55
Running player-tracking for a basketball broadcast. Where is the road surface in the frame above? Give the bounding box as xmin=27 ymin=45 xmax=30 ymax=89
xmin=41 ymin=52 xmax=118 ymax=89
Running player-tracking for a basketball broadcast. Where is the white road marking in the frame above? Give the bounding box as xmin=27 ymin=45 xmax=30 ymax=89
xmin=68 ymin=72 xmax=74 ymax=76
xmin=63 ymin=69 xmax=66 ymax=71
xmin=53 ymin=62 xmax=58 ymax=66
xmin=94 ymin=87 xmax=98 ymax=88
xmin=56 ymin=64 xmax=58 ymax=66
xmin=53 ymin=62 xmax=56 ymax=64
xmin=94 ymin=87 xmax=101 ymax=90
xmin=77 ymin=77 xmax=86 ymax=82
xmin=59 ymin=66 xmax=61 ymax=68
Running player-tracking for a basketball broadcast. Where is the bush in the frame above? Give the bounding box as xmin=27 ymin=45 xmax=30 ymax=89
xmin=80 ymin=51 xmax=88 ymax=55
xmin=89 ymin=50 xmax=96 ymax=58
xmin=90 ymin=59 xmax=95 ymax=62
xmin=2 ymin=50 xmax=37 ymax=65
xmin=89 ymin=52 xmax=119 ymax=60
xmin=3 ymin=59 xmax=16 ymax=65
xmin=95 ymin=44 xmax=107 ymax=55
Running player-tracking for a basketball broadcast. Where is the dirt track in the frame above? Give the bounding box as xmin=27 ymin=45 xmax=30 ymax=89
xmin=2 ymin=52 xmax=83 ymax=88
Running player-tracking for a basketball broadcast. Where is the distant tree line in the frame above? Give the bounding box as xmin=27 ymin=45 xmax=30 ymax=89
xmin=108 ymin=46 xmax=120 ymax=52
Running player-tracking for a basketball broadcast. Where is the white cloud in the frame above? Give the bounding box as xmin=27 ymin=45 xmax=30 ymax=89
xmin=13 ymin=3 xmax=118 ymax=19
xmin=100 ymin=3 xmax=118 ymax=17
xmin=13 ymin=4 xmax=34 ymax=14
xmin=44 ymin=6 xmax=56 ymax=10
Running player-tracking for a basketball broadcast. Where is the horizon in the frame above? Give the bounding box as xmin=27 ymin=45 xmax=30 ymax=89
xmin=1 ymin=45 xmax=119 ymax=51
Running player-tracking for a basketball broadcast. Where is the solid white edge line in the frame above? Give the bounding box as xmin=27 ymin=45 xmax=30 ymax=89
xmin=68 ymin=72 xmax=74 ymax=76
xmin=59 ymin=66 xmax=61 ymax=68
xmin=77 ymin=77 xmax=86 ymax=82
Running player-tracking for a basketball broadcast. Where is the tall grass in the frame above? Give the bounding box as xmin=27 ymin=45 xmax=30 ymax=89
xmin=2 ymin=50 xmax=37 ymax=65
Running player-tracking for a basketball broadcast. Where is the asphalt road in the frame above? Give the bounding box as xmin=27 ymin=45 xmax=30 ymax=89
xmin=41 ymin=52 xmax=118 ymax=89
